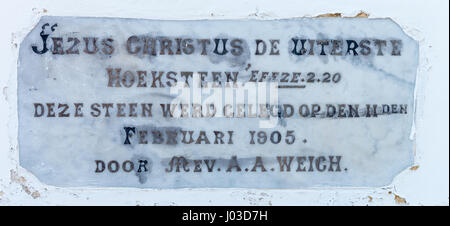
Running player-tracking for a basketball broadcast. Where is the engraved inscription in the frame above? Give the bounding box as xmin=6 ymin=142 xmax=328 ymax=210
xmin=18 ymin=17 xmax=418 ymax=188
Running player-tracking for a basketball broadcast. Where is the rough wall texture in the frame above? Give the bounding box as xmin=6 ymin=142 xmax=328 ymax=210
xmin=0 ymin=0 xmax=448 ymax=205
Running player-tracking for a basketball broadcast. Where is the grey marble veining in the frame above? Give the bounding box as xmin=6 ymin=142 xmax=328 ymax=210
xmin=18 ymin=17 xmax=418 ymax=188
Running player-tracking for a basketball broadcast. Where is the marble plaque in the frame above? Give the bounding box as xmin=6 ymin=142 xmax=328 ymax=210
xmin=18 ymin=16 xmax=418 ymax=188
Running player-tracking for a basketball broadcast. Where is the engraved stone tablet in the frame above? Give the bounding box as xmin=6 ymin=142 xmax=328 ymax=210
xmin=18 ymin=17 xmax=418 ymax=188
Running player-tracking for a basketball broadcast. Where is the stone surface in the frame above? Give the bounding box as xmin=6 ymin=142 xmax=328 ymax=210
xmin=18 ymin=16 xmax=418 ymax=188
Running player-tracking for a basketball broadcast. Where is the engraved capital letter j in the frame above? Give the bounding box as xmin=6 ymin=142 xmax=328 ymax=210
xmin=32 ymin=23 xmax=57 ymax=54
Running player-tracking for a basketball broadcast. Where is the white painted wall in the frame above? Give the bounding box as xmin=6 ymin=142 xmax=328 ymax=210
xmin=0 ymin=0 xmax=448 ymax=205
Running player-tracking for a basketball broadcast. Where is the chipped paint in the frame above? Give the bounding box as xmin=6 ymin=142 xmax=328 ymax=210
xmin=316 ymin=13 xmax=342 ymax=18
xmin=394 ymin=194 xmax=407 ymax=205
xmin=354 ymin=11 xmax=369 ymax=18
xmin=31 ymin=191 xmax=40 ymax=199
xmin=316 ymin=11 xmax=369 ymax=18
xmin=10 ymin=170 xmax=41 ymax=199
